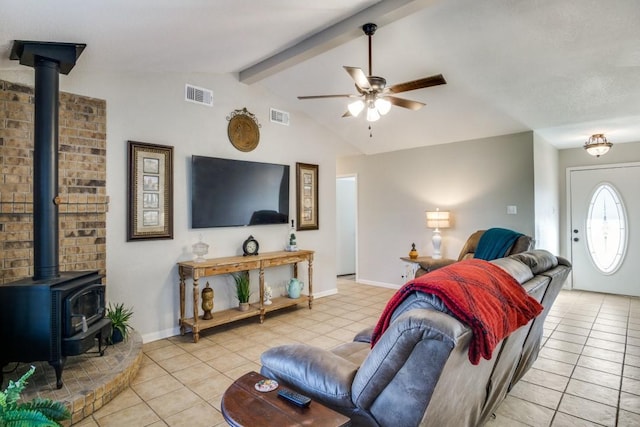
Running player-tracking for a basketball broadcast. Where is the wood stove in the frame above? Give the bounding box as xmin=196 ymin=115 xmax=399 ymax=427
xmin=0 ymin=41 xmax=111 ymax=389
xmin=0 ymin=272 xmax=110 ymax=389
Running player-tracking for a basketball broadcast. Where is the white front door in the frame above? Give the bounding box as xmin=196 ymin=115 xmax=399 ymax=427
xmin=569 ymin=164 xmax=640 ymax=297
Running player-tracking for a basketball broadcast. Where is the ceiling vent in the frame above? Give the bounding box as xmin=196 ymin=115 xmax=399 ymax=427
xmin=270 ymin=108 xmax=290 ymax=126
xmin=185 ymin=84 xmax=213 ymax=107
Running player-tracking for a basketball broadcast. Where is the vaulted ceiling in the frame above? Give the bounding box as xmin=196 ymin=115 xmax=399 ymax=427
xmin=2 ymin=0 xmax=639 ymax=155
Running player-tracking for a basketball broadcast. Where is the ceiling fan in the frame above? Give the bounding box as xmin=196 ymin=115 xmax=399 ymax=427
xmin=297 ymin=23 xmax=446 ymax=122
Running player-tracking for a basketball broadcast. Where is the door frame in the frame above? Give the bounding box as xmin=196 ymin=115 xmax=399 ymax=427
xmin=565 ymin=161 xmax=640 ymax=290
xmin=336 ymin=174 xmax=358 ymax=280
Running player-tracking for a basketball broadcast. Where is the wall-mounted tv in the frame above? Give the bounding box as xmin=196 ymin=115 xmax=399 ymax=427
xmin=191 ymin=155 xmax=290 ymax=228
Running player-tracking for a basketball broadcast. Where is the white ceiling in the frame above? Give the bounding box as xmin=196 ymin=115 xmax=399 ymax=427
xmin=2 ymin=0 xmax=640 ymax=155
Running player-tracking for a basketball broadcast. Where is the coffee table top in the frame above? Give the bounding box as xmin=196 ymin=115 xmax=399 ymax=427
xmin=222 ymin=371 xmax=351 ymax=427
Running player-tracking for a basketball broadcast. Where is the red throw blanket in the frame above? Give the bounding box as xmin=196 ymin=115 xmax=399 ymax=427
xmin=371 ymin=259 xmax=543 ymax=364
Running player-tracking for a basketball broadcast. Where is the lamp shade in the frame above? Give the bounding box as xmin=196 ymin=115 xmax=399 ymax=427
xmin=426 ymin=210 xmax=450 ymax=229
xmin=348 ymin=100 xmax=365 ymax=117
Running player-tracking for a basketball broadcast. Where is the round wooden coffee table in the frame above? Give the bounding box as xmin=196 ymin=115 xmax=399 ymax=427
xmin=221 ymin=371 xmax=351 ymax=426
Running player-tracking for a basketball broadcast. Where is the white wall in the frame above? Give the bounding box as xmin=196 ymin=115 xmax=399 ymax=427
xmin=337 ymin=132 xmax=536 ymax=287
xmin=1 ymin=69 xmax=344 ymax=342
xmin=533 ymin=133 xmax=560 ymax=253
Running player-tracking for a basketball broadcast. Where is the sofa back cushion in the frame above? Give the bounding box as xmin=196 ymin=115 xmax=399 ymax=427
xmin=353 ymin=309 xmax=468 ymax=427
xmin=458 ymin=230 xmax=534 ymax=261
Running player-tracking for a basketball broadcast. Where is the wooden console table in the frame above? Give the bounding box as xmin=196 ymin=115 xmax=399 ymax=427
xmin=178 ymin=250 xmax=314 ymax=343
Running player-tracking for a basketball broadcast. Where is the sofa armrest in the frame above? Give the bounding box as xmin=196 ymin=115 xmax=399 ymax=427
xmin=353 ymin=326 xmax=374 ymax=343
xmin=415 ymin=258 xmax=457 ymax=277
xmin=260 ymin=344 xmax=359 ymax=409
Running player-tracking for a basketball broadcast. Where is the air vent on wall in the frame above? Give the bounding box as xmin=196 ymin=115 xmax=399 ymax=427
xmin=185 ymin=84 xmax=213 ymax=106
xmin=270 ymin=108 xmax=290 ymax=126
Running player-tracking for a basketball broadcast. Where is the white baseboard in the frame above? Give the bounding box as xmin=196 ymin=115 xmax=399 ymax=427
xmin=142 ymin=327 xmax=181 ymax=344
xmin=312 ymin=288 xmax=340 ymax=298
xmin=356 ymin=279 xmax=401 ymax=290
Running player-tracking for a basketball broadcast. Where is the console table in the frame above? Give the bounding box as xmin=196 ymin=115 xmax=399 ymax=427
xmin=178 ymin=250 xmax=314 ymax=343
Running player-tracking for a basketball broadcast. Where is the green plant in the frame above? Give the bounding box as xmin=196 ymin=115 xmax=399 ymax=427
xmin=0 ymin=365 xmax=70 ymax=426
xmin=106 ymin=302 xmax=134 ymax=343
xmin=232 ymin=271 xmax=251 ymax=303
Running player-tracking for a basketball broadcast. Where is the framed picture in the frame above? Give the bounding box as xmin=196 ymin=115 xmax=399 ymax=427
xmin=295 ymin=162 xmax=319 ymax=231
xmin=127 ymin=141 xmax=174 ymax=241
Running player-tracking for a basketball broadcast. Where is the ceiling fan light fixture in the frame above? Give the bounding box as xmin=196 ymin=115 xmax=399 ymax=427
xmin=366 ymin=106 xmax=380 ymax=122
xmin=584 ymin=133 xmax=613 ymax=157
xmin=375 ymin=97 xmax=391 ymax=115
xmin=348 ymin=100 xmax=365 ymax=117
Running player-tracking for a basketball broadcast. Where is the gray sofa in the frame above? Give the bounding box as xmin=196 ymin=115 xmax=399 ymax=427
xmin=260 ymin=250 xmax=571 ymax=427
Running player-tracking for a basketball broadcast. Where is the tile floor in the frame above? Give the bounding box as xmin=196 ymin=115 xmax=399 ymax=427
xmin=74 ymin=277 xmax=639 ymax=427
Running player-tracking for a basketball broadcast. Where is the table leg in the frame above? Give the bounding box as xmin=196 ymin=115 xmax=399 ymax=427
xmin=308 ymin=254 xmax=314 ymax=309
xmin=259 ymin=267 xmax=265 ymax=323
xmin=192 ymin=277 xmax=200 ymax=343
xmin=179 ymin=268 xmax=186 ymax=335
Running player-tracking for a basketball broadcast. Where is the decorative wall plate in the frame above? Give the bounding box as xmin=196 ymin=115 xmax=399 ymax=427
xmin=227 ymin=108 xmax=261 ymax=152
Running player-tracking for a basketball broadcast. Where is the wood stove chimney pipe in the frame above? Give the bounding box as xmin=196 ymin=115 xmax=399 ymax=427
xmin=10 ymin=41 xmax=86 ymax=280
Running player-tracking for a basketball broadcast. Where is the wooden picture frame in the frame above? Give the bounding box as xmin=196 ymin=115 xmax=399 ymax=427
xmin=127 ymin=141 xmax=174 ymax=241
xmin=296 ymin=162 xmax=319 ymax=231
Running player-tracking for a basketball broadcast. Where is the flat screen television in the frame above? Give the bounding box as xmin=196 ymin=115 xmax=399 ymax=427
xmin=191 ymin=155 xmax=290 ymax=228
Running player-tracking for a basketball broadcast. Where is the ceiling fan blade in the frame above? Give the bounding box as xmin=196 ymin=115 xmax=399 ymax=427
xmin=387 ymin=74 xmax=446 ymax=94
xmin=387 ymin=96 xmax=425 ymax=110
xmin=344 ymin=66 xmax=371 ymax=90
xmin=297 ymin=94 xmax=355 ymax=100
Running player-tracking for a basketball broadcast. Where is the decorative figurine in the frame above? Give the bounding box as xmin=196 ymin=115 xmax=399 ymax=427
xmin=201 ymin=282 xmax=214 ymax=320
xmin=264 ymin=284 xmax=273 ymax=305
xmin=409 ymin=243 xmax=419 ymax=259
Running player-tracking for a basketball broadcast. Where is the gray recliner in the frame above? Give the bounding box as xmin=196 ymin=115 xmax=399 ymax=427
xmin=260 ymin=250 xmax=570 ymax=427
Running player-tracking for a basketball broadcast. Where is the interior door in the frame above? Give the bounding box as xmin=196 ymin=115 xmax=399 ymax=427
xmin=336 ymin=176 xmax=356 ymax=276
xmin=569 ymin=164 xmax=640 ymax=296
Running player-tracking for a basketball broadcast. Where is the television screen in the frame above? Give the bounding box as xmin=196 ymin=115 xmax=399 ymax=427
xmin=191 ymin=155 xmax=289 ymax=228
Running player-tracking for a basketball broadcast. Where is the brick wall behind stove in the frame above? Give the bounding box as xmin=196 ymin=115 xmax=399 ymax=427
xmin=0 ymin=80 xmax=107 ymax=284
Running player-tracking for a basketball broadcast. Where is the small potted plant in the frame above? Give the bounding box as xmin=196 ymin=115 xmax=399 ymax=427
xmin=232 ymin=271 xmax=251 ymax=311
xmin=0 ymin=365 xmax=70 ymax=426
xmin=106 ymin=302 xmax=133 ymax=344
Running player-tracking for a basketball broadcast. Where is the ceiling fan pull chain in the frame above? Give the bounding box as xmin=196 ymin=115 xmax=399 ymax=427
xmin=369 ymin=124 xmax=373 ymax=138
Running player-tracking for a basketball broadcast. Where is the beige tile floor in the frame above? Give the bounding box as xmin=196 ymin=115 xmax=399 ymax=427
xmin=74 ymin=277 xmax=639 ymax=427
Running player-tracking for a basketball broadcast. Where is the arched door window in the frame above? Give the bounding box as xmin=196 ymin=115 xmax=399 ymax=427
xmin=586 ymin=183 xmax=627 ymax=274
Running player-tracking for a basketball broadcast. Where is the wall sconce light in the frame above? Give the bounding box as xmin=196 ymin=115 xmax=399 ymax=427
xmin=584 ymin=133 xmax=613 ymax=157
xmin=426 ymin=208 xmax=451 ymax=259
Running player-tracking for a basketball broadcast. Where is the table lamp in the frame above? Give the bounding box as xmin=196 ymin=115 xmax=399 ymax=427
xmin=426 ymin=209 xmax=451 ymax=259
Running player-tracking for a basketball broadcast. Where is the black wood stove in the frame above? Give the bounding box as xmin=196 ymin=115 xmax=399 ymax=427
xmin=0 ymin=41 xmax=111 ymax=389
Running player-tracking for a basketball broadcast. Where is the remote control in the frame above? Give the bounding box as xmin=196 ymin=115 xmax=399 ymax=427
xmin=277 ymin=388 xmax=312 ymax=407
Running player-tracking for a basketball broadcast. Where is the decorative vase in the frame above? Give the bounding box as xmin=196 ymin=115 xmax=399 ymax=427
xmin=409 ymin=242 xmax=419 ymax=259
xmin=238 ymin=302 xmax=250 ymax=312
xmin=201 ymin=282 xmax=214 ymax=320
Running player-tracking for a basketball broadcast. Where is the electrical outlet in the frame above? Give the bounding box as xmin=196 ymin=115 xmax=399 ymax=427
xmin=507 ymin=205 xmax=517 ymax=215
